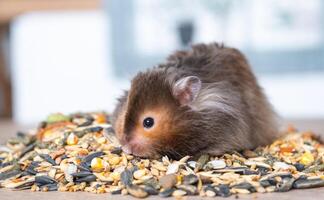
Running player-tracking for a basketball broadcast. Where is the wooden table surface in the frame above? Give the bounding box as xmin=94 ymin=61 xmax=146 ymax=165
xmin=0 ymin=119 xmax=324 ymax=199
xmin=0 ymin=0 xmax=101 ymax=24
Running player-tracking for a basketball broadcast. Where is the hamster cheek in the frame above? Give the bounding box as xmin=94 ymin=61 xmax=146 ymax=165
xmin=114 ymin=110 xmax=126 ymax=143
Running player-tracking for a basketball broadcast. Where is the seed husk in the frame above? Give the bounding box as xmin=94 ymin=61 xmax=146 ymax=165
xmin=276 ymin=177 xmax=295 ymax=192
xmin=133 ymin=169 xmax=146 ymax=180
xmin=159 ymin=174 xmax=177 ymax=189
xmin=82 ymin=151 xmax=104 ymax=163
xmin=111 ymin=189 xmax=122 ymax=195
xmin=205 ymin=160 xmax=226 ymax=170
xmin=20 ymin=143 xmax=36 ymax=158
xmin=84 ymin=126 xmax=103 ymax=134
xmin=0 ymin=169 xmax=21 ymax=180
xmin=232 ymin=182 xmax=256 ymax=192
xmin=111 ymin=147 xmax=122 ymax=155
xmin=25 ymin=163 xmax=38 ymax=175
xmin=39 ymin=154 xmax=56 ymax=165
xmin=294 ymin=163 xmax=305 ymax=172
xmin=143 ymin=178 xmax=160 ymax=190
xmin=205 ymin=189 xmax=216 ymax=197
xmin=214 ymin=166 xmax=248 ymax=174
xmin=293 ymin=178 xmax=324 ymax=189
xmin=40 ymin=183 xmax=58 ymax=191
xmin=195 ymin=155 xmax=209 ymax=172
xmin=71 ymin=171 xmax=93 ymax=178
xmin=303 ymin=164 xmax=324 ymax=173
xmin=78 ymin=117 xmax=94 ymax=127
xmin=127 ymin=185 xmax=149 ymax=198
xmin=260 ymin=180 xmax=272 ymax=187
xmin=121 ymin=169 xmax=133 ymax=187
xmin=166 ymin=163 xmax=179 ymax=174
xmin=35 ymin=175 xmax=56 ymax=186
xmin=12 ymin=181 xmax=34 ymax=191
xmin=74 ymin=174 xmax=97 ymax=183
xmin=243 ymin=169 xmax=258 ymax=175
xmin=159 ymin=188 xmax=175 ymax=198
xmin=216 ymin=184 xmax=231 ymax=197
xmin=183 ymin=174 xmax=199 ymax=185
xmin=177 ymin=184 xmax=197 ymax=195
xmin=78 ymin=162 xmax=91 ymax=172
xmin=204 ymin=185 xmax=218 ymax=195
xmin=142 ymin=185 xmax=158 ymax=195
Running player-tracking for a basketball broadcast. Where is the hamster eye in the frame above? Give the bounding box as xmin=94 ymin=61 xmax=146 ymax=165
xmin=143 ymin=117 xmax=154 ymax=129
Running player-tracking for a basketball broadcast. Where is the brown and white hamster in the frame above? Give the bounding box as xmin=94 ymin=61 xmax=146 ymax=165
xmin=111 ymin=43 xmax=279 ymax=159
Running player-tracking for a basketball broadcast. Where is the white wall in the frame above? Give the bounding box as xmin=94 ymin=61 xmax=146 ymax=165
xmin=259 ymin=73 xmax=324 ymax=119
xmin=10 ymin=11 xmax=324 ymax=124
xmin=11 ymin=11 xmax=128 ymax=124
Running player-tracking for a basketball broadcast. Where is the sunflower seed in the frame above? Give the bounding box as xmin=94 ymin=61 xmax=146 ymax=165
xmin=216 ymin=184 xmax=231 ymax=197
xmin=303 ymin=164 xmax=324 ymax=173
xmin=35 ymin=175 xmax=56 ymax=186
xmin=177 ymin=184 xmax=197 ymax=195
xmin=121 ymin=169 xmax=133 ymax=187
xmin=183 ymin=174 xmax=198 ymax=185
xmin=40 ymin=183 xmax=58 ymax=191
xmin=293 ymin=178 xmax=324 ymax=189
xmin=0 ymin=169 xmax=21 ymax=180
xmin=82 ymin=151 xmax=104 ymax=163
xmin=70 ymin=171 xmax=92 ymax=178
xmin=74 ymin=174 xmax=97 ymax=183
xmin=39 ymin=154 xmax=56 ymax=165
xmin=276 ymin=177 xmax=295 ymax=192
xmin=142 ymin=185 xmax=158 ymax=195
xmin=159 ymin=188 xmax=175 ymax=198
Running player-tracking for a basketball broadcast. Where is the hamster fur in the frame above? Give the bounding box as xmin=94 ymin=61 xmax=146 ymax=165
xmin=111 ymin=43 xmax=279 ymax=159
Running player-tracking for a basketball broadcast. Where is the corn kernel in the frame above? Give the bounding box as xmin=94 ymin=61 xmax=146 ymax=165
xmin=176 ymin=174 xmax=183 ymax=183
xmin=91 ymin=157 xmax=106 ymax=172
xmin=96 ymin=114 xmax=107 ymax=124
xmin=300 ymin=152 xmax=314 ymax=166
xmin=66 ymin=133 xmax=78 ymax=145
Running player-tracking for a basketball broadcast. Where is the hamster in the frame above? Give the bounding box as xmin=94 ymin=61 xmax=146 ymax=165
xmin=111 ymin=43 xmax=279 ymax=159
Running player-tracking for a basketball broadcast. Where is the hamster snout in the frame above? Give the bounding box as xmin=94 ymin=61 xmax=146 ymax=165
xmin=119 ymin=134 xmax=152 ymax=157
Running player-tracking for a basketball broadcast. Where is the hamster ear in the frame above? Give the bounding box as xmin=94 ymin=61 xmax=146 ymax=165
xmin=172 ymin=76 xmax=201 ymax=106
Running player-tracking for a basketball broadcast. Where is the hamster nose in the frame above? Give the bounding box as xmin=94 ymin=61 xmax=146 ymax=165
xmin=122 ymin=145 xmax=132 ymax=154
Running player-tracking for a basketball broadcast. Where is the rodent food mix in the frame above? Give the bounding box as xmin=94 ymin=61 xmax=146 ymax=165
xmin=0 ymin=112 xmax=323 ymax=198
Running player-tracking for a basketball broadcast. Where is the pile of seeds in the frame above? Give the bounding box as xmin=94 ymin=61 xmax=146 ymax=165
xmin=0 ymin=113 xmax=324 ymax=198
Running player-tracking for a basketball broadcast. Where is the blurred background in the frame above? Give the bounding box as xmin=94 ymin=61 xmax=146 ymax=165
xmin=0 ymin=0 xmax=323 ymax=132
